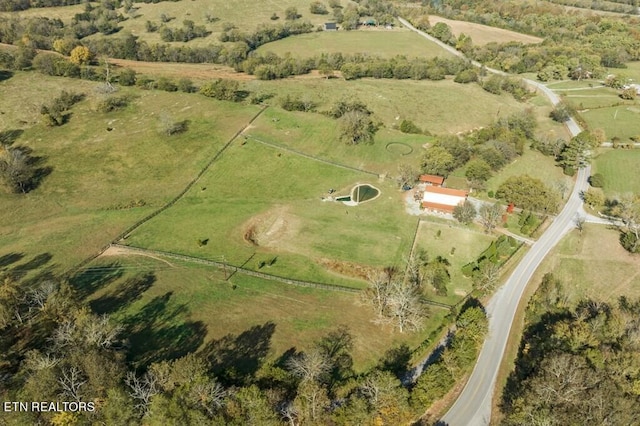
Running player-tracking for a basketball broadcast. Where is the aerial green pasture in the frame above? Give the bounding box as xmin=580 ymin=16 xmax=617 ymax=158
xmin=256 ymin=29 xmax=453 ymax=58
xmin=592 ymin=148 xmax=640 ymax=195
xmin=82 ymin=255 xmax=445 ymax=370
xmin=0 ymin=72 xmax=261 ymax=270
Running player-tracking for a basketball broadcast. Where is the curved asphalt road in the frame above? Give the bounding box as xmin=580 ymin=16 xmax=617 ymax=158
xmin=398 ymin=17 xmax=590 ymax=425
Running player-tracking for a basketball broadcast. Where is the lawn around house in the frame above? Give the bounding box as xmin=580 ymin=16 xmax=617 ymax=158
xmin=413 ymin=220 xmax=496 ymax=305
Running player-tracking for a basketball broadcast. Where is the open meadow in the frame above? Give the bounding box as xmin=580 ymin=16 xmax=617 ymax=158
xmin=79 ymin=254 xmax=446 ymax=370
xmin=247 ymin=76 xmax=528 ymax=134
xmin=256 ymin=28 xmax=453 ymax=58
xmin=592 ymin=148 xmax=640 ymax=195
xmin=0 ymin=72 xmax=262 ymax=270
xmin=529 ymin=225 xmax=640 ymax=304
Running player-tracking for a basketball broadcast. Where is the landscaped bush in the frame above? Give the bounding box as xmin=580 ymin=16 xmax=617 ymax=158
xmin=589 ymin=173 xmax=605 ymax=188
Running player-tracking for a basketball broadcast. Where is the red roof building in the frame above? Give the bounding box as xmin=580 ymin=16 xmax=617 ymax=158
xmin=422 ymin=187 xmax=469 ymax=213
xmin=418 ymin=174 xmax=445 ymax=186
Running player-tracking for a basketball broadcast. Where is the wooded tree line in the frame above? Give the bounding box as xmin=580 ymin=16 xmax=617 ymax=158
xmin=403 ymin=0 xmax=640 ymax=78
xmin=0 ymin=254 xmax=488 ymax=425
xmin=501 ymin=273 xmax=640 ymax=424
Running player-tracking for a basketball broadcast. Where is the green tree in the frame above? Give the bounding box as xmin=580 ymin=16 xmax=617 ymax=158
xmin=560 ymin=130 xmax=598 ymax=170
xmin=310 ymin=1 xmax=329 ymax=14
xmin=465 ymin=158 xmax=492 ymax=183
xmin=338 ymin=110 xmax=377 ymax=145
xmin=453 ymin=200 xmax=477 ymax=224
xmin=496 ymin=175 xmax=559 ymax=213
xmin=421 ymin=146 xmax=455 ymax=176
xmin=285 ymin=6 xmax=300 ymax=20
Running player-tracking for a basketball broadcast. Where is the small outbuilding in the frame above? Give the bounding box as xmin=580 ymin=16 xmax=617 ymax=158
xmin=422 ymin=187 xmax=469 ymax=213
xmin=419 ymin=174 xmax=445 ymax=187
xmin=324 ymin=22 xmax=337 ymax=31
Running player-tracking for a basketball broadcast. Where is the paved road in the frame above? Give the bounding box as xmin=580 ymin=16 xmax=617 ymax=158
xmin=398 ymin=17 xmax=591 ymax=425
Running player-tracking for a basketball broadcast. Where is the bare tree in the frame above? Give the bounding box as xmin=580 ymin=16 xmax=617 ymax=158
xmin=84 ymin=314 xmax=123 ymax=349
xmin=574 ymin=214 xmax=586 ymax=233
xmin=51 ymin=320 xmax=77 ymax=350
xmin=363 ymin=268 xmax=427 ymax=333
xmin=189 ymin=379 xmax=226 ymax=417
xmin=286 ymin=349 xmax=331 ymax=383
xmin=58 ymin=366 xmax=86 ymax=402
xmin=473 ymin=261 xmax=500 ymax=292
xmin=396 ymin=163 xmax=418 ymax=189
xmin=479 ymin=202 xmax=503 ymax=233
xmin=28 ymin=280 xmax=57 ymax=312
xmin=126 ymin=371 xmax=159 ymax=415
xmin=386 ymin=280 xmax=427 ymax=333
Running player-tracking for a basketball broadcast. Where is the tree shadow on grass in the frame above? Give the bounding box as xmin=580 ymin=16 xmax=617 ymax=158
xmin=0 ymin=70 xmax=13 ymax=82
xmin=9 ymin=253 xmax=53 ymax=281
xmin=90 ymin=272 xmax=156 ymax=314
xmin=200 ymin=321 xmax=276 ymax=386
xmin=0 ymin=252 xmax=24 ymax=270
xmin=0 ymin=129 xmax=23 ymax=145
xmin=124 ymin=291 xmax=207 ymax=367
xmin=69 ymin=262 xmax=124 ymax=300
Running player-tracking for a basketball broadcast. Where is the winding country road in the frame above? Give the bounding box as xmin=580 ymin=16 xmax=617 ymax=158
xmin=398 ymin=17 xmax=591 ymax=425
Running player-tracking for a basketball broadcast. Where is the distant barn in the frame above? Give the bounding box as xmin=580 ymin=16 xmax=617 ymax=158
xmin=324 ymin=22 xmax=337 ymax=31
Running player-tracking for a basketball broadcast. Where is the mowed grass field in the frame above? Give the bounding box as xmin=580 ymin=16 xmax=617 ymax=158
xmin=0 ymin=72 xmax=262 ymax=270
xmin=427 ymin=16 xmax=543 ymax=45
xmin=124 ymin=138 xmax=418 ymax=286
xmin=256 ymin=28 xmax=453 ymax=58
xmin=484 ymin=146 xmax=570 ymax=194
xmin=531 ymin=225 xmax=640 ymax=304
xmin=592 ymin=149 xmax=640 ymax=195
xmin=81 ymin=255 xmax=446 ymax=369
xmin=549 ymin=78 xmax=640 ymax=141
xmin=414 ymin=220 xmax=496 ymax=304
xmin=247 ymin=77 xmax=528 ymax=134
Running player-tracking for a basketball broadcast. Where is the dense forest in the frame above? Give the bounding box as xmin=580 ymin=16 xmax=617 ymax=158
xmin=501 ymin=273 xmax=640 ymax=424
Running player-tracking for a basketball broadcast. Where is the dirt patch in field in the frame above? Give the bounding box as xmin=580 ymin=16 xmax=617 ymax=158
xmin=317 ymin=258 xmax=377 ymax=281
xmin=109 ymin=58 xmax=257 ymax=82
xmin=99 ymin=245 xmax=175 ymax=266
xmin=428 ymin=16 xmax=543 ymax=45
xmin=241 ymin=206 xmax=301 ymax=250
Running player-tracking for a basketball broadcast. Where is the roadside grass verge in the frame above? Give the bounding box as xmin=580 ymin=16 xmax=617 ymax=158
xmin=83 ymin=255 xmax=439 ymax=370
xmin=0 ymin=72 xmax=261 ymax=270
xmin=256 ymin=29 xmax=453 ymax=58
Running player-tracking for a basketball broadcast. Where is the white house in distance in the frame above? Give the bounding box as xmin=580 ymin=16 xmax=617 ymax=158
xmin=422 ymin=186 xmax=469 ymax=213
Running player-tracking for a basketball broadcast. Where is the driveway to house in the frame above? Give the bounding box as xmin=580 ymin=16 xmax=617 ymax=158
xmin=398 ymin=17 xmax=590 ymax=425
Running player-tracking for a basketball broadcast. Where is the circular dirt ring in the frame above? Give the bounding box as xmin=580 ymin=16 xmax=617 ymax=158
xmin=385 ymin=142 xmax=413 ymax=156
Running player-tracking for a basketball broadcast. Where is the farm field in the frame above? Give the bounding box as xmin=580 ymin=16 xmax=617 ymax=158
xmin=248 ymin=77 xmax=528 ymax=134
xmin=80 ymin=255 xmax=443 ymax=370
xmin=530 ymin=225 xmax=640 ymax=304
xmin=427 ymin=15 xmax=543 ymax=45
xmin=256 ymin=28 xmax=453 ymax=58
xmin=0 ymin=72 xmax=262 ymax=270
xmin=413 ymin=220 xmax=496 ymax=305
xmin=592 ymin=149 xmax=640 ymax=195
xmin=123 ymin=138 xmax=418 ymax=286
